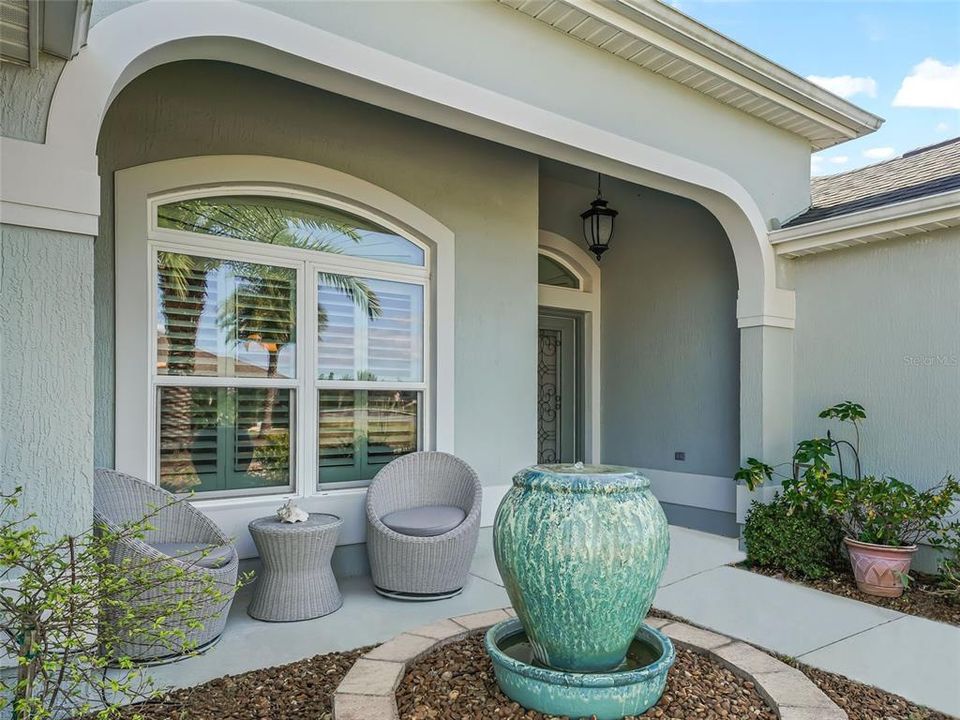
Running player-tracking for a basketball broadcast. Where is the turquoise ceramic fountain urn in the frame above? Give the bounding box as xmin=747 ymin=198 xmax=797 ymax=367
xmin=493 ymin=464 xmax=669 ymax=673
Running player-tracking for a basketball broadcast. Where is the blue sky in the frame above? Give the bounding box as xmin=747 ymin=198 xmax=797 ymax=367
xmin=668 ymin=1 xmax=960 ymax=175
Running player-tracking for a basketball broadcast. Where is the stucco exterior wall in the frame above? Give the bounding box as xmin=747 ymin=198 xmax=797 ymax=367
xmin=94 ymin=60 xmax=539 ymax=488
xmin=0 ymin=224 xmax=94 ymax=536
xmin=790 ymin=228 xmax=960 ymax=487
xmin=0 ymin=55 xmax=65 ymax=142
xmin=24 ymin=0 xmax=811 ymax=224
xmin=538 ymin=172 xmax=740 ymax=481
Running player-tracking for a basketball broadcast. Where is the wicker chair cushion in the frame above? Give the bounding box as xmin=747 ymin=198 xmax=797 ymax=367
xmin=150 ymin=542 xmax=235 ymax=569
xmin=380 ymin=505 xmax=466 ymax=537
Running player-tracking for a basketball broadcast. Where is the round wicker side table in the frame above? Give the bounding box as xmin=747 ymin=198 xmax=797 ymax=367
xmin=248 ymin=513 xmax=343 ymax=622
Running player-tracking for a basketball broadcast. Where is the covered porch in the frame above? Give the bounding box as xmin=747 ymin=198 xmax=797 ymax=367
xmin=139 ymin=525 xmax=955 ymax=715
xmin=2 ymin=0 xmax=804 ymax=547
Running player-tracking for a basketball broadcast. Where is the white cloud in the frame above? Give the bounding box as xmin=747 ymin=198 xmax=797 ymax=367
xmin=936 ymin=121 xmax=951 ymax=133
xmin=863 ymin=147 xmax=897 ymax=161
xmin=811 ymin=153 xmax=851 ymax=176
xmin=893 ymin=59 xmax=960 ymax=109
xmin=806 ymin=74 xmax=878 ymax=99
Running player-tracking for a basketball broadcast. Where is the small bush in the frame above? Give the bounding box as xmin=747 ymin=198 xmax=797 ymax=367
xmin=744 ymin=494 xmax=843 ymax=579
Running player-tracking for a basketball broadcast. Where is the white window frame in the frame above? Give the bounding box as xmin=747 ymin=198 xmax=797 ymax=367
xmin=115 ymin=157 xmax=455 ymax=549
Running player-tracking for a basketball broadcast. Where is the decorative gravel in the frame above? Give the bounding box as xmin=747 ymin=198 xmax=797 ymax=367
xmin=397 ymin=632 xmax=777 ymax=720
xmin=739 ymin=564 xmax=960 ymax=626
xmin=110 ymin=646 xmax=369 ymax=720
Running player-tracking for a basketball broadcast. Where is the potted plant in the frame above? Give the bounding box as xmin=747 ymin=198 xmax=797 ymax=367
xmin=832 ymin=474 xmax=960 ymax=597
xmin=735 ymin=401 xmax=960 ymax=598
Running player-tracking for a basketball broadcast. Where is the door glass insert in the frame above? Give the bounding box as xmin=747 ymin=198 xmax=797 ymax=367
xmin=537 ymin=313 xmax=580 ymax=464
xmin=537 ymin=327 xmax=561 ymax=463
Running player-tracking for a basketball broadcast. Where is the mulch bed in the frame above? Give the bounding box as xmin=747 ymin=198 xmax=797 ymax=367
xmin=397 ymin=631 xmax=777 ymax=720
xmin=737 ymin=563 xmax=960 ymax=626
xmin=101 ymin=624 xmax=950 ymax=720
xmin=109 ymin=646 xmax=370 ymax=720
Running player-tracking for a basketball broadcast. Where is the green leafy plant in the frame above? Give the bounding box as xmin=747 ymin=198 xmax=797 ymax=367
xmin=734 ymin=402 xmax=861 ymax=493
xmin=931 ymin=530 xmax=960 ymax=604
xmin=736 ymin=401 xmax=960 ymax=555
xmin=0 ymin=487 xmax=241 ymax=719
xmin=830 ymin=474 xmax=960 ymax=548
xmin=743 ymin=494 xmax=843 ymax=579
xmin=818 ymin=401 xmax=865 ymax=446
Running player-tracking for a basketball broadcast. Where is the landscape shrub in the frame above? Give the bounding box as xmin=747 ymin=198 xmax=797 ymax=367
xmin=743 ymin=493 xmax=843 ymax=579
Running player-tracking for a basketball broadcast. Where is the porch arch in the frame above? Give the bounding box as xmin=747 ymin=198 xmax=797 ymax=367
xmin=2 ymin=0 xmax=795 ymax=473
xmin=22 ymin=0 xmax=792 ymax=328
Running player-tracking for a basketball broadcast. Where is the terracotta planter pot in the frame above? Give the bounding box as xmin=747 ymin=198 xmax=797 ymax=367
xmin=844 ymin=537 xmax=917 ymax=598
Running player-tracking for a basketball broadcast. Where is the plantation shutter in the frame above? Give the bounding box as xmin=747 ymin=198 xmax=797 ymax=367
xmin=231 ymin=267 xmax=297 ymax=378
xmin=318 ymin=390 xmax=361 ymax=483
xmin=157 ymin=386 xmax=220 ymax=492
xmin=367 ymin=287 xmax=417 ymax=382
xmin=157 ymin=257 xmax=219 ymax=376
xmin=317 ymin=285 xmax=357 ymax=380
xmin=366 ymin=391 xmax=418 ymax=469
xmin=233 ymin=388 xmax=293 ymax=473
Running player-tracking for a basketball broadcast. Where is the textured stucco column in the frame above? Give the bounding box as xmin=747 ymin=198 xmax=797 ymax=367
xmin=0 ymin=224 xmax=94 ymax=537
xmin=737 ymin=324 xmax=795 ymax=534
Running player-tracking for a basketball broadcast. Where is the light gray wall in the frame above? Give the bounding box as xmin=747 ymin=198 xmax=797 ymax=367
xmin=95 ymin=60 xmax=539 ymax=488
xmin=538 ymin=170 xmax=740 ymax=481
xmin=0 ymin=54 xmax=65 ymax=142
xmin=0 ymin=225 xmax=94 ymax=536
xmin=34 ymin=0 xmax=810 ymax=223
xmin=790 ymin=229 xmax=960 ymax=487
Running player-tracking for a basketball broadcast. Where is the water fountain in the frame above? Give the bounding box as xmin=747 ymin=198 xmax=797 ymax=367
xmin=485 ymin=463 xmax=674 ymax=720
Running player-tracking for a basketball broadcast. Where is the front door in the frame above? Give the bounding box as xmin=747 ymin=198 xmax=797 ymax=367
xmin=537 ymin=312 xmax=581 ymax=464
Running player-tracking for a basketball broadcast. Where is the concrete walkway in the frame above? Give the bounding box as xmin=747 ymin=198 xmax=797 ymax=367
xmin=148 ymin=526 xmax=959 ymax=717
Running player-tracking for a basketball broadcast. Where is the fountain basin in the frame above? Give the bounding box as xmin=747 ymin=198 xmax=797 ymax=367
xmin=485 ymin=618 xmax=675 ymax=720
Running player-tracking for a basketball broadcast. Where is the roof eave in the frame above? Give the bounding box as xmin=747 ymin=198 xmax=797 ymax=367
xmin=616 ymin=0 xmax=883 ymax=136
xmin=769 ymin=189 xmax=960 ymax=257
xmin=499 ymin=0 xmax=883 ymax=149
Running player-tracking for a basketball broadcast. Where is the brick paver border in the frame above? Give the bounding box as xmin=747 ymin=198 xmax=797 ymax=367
xmin=332 ymin=608 xmax=846 ymax=720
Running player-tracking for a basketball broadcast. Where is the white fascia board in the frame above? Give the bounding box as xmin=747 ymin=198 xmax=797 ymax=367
xmin=615 ymin=0 xmax=882 ymax=133
xmin=770 ymin=189 xmax=960 ymax=258
xmin=556 ymin=0 xmax=882 ymax=142
xmin=0 ymin=137 xmax=101 ymax=235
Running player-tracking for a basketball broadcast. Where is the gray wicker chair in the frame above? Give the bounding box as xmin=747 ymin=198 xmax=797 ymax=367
xmin=365 ymin=452 xmax=482 ymax=600
xmin=93 ymin=469 xmax=239 ymax=661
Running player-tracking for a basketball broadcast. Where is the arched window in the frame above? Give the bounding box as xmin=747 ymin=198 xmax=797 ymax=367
xmin=149 ymin=193 xmax=429 ymax=496
xmin=537 ymin=252 xmax=581 ymax=289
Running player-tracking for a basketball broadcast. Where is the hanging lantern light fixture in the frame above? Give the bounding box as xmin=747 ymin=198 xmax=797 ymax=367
xmin=580 ymin=173 xmax=618 ymax=261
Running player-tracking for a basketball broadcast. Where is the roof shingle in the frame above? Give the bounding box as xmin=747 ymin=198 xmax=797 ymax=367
xmin=784 ymin=137 xmax=960 ymax=227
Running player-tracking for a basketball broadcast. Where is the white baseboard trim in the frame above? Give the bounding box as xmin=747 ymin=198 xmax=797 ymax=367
xmin=478 ymin=469 xmax=736 ymax=528
xmin=207 ymin=483 xmax=511 ymax=560
xmin=481 ymin=484 xmax=511 ymax=527
xmin=203 ymin=470 xmax=736 ymax=560
xmin=201 ymin=490 xmax=367 ymax=560
xmin=640 ymin=468 xmax=735 ymax=514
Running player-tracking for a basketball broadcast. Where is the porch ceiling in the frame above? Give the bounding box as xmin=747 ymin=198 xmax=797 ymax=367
xmin=497 ymin=0 xmax=883 ymax=150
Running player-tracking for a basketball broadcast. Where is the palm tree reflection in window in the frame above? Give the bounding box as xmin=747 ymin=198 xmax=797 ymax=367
xmin=156 ymin=200 xmax=382 ymax=493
